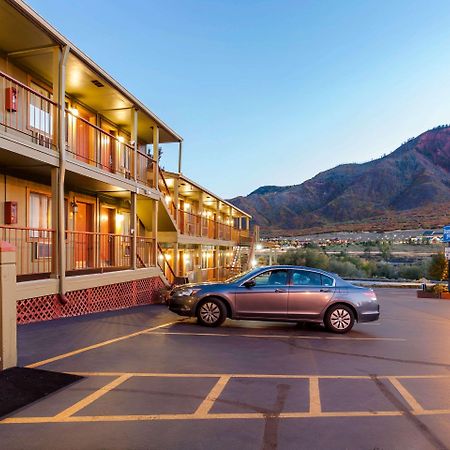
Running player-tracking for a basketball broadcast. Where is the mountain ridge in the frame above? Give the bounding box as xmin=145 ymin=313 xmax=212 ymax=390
xmin=229 ymin=125 xmax=450 ymax=235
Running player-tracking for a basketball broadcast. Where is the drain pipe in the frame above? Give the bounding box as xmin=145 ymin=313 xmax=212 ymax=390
xmin=58 ymin=45 xmax=70 ymax=303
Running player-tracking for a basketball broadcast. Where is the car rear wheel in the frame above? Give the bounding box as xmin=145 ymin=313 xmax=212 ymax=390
xmin=197 ymin=298 xmax=227 ymax=327
xmin=325 ymin=304 xmax=355 ymax=334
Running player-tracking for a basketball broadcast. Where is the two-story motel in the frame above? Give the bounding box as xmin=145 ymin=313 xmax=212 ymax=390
xmin=0 ymin=0 xmax=254 ymax=325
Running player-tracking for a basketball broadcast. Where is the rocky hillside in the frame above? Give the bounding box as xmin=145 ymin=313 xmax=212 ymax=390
xmin=230 ymin=126 xmax=450 ymax=235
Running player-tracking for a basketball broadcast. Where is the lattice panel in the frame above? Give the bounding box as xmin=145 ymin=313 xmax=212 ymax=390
xmin=17 ymin=276 xmax=165 ymax=324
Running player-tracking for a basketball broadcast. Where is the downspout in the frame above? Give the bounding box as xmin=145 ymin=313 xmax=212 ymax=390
xmin=58 ymin=45 xmax=70 ymax=303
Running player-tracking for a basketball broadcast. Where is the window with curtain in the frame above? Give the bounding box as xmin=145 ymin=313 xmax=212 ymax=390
xmin=29 ymin=192 xmax=51 ymax=238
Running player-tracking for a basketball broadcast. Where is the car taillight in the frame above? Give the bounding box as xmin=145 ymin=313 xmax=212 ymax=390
xmin=364 ymin=291 xmax=377 ymax=301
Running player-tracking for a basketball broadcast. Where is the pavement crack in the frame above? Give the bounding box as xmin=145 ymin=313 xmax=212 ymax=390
xmin=261 ymin=383 xmax=290 ymax=450
xmin=370 ymin=375 xmax=449 ymax=450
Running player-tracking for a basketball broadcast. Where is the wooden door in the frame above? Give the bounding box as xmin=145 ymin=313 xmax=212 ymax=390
xmin=74 ymin=202 xmax=93 ymax=269
xmin=100 ymin=207 xmax=115 ymax=266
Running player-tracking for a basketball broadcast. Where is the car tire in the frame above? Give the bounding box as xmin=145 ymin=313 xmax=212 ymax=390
xmin=197 ymin=298 xmax=227 ymax=327
xmin=325 ymin=304 xmax=355 ymax=334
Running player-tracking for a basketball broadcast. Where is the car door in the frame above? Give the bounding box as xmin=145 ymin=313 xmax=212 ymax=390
xmin=234 ymin=269 xmax=289 ymax=319
xmin=287 ymin=269 xmax=335 ymax=319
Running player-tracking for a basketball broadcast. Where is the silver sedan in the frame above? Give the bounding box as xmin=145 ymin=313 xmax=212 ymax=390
xmin=168 ymin=265 xmax=380 ymax=334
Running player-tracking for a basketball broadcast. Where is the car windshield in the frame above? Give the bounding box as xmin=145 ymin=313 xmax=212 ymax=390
xmin=224 ymin=268 xmax=259 ymax=283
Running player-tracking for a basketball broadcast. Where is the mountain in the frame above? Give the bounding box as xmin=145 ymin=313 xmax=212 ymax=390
xmin=230 ymin=126 xmax=450 ymax=235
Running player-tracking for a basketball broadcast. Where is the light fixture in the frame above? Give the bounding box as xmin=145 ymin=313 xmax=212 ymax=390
xmin=71 ymin=199 xmax=78 ymax=214
xmin=69 ymin=107 xmax=79 ymax=116
xmin=184 ymin=203 xmax=190 ymax=211
xmin=117 ymin=136 xmax=125 ymax=143
xmin=116 ymin=213 xmax=124 ymax=223
xmin=165 ymin=195 xmax=172 ymax=204
xmin=165 ymin=253 xmax=172 ymax=261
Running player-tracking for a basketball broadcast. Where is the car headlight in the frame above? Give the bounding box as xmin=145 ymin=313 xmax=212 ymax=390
xmin=174 ymin=288 xmax=200 ymax=297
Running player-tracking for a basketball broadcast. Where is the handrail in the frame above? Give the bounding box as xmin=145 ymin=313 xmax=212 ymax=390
xmin=0 ymin=225 xmax=56 ymax=232
xmin=0 ymin=70 xmax=57 ymax=105
xmin=157 ymin=243 xmax=176 ymax=278
xmin=158 ymin=169 xmax=178 ymax=219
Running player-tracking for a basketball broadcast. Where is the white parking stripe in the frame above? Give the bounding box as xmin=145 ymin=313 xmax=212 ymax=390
xmin=147 ymin=331 xmax=405 ymax=341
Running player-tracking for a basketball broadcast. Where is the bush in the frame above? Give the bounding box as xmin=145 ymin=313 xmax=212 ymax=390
xmin=328 ymin=260 xmax=363 ymax=278
xmin=428 ymin=253 xmax=447 ymax=280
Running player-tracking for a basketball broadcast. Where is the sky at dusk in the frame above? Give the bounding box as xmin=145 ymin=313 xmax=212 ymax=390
xmin=28 ymin=0 xmax=450 ymax=198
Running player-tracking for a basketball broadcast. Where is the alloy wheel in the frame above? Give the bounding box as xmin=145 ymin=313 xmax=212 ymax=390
xmin=199 ymin=302 xmax=220 ymax=324
xmin=330 ymin=308 xmax=351 ymax=330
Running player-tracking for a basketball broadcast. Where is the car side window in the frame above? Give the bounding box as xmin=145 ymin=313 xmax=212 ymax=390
xmin=321 ymin=275 xmax=334 ymax=286
xmin=291 ymin=270 xmax=322 ymax=286
xmin=251 ymin=269 xmax=289 ymax=286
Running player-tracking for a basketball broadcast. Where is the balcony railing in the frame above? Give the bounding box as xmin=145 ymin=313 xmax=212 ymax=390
xmin=0 ymin=70 xmax=57 ymax=149
xmin=0 ymin=226 xmax=157 ymax=279
xmin=176 ymin=209 xmax=248 ymax=243
xmin=137 ymin=236 xmax=156 ymax=268
xmin=0 ymin=225 xmax=54 ymax=280
xmin=66 ymin=110 xmax=157 ymax=189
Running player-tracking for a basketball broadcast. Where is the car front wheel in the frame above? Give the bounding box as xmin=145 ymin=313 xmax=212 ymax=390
xmin=325 ymin=304 xmax=355 ymax=334
xmin=197 ymin=298 xmax=227 ymax=327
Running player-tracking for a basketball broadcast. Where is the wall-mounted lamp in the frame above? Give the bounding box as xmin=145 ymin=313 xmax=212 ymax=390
xmin=71 ymin=199 xmax=79 ymax=214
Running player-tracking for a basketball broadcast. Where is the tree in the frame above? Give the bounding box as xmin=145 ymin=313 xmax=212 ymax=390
xmin=428 ymin=253 xmax=447 ymax=280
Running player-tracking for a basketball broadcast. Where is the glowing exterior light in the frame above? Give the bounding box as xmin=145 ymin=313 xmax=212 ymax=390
xmin=165 ymin=195 xmax=172 ymax=204
xmin=117 ymin=136 xmax=125 ymax=143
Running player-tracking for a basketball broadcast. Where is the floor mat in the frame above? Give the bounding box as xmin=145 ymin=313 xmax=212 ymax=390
xmin=0 ymin=367 xmax=83 ymax=418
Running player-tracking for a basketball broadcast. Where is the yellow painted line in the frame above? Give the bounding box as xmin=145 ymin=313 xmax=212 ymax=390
xmin=55 ymin=374 xmax=132 ymax=419
xmin=68 ymin=372 xmax=450 ymax=380
xmin=309 ymin=377 xmax=321 ymax=414
xmin=2 ymin=409 xmax=450 ymax=424
xmin=26 ymin=320 xmax=182 ymax=368
xmin=388 ymin=377 xmax=425 ymax=413
xmin=148 ymin=331 xmax=406 ymax=341
xmin=194 ymin=376 xmax=230 ymax=416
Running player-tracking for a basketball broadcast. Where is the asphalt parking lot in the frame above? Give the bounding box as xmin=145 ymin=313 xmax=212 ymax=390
xmin=1 ymin=288 xmax=449 ymax=450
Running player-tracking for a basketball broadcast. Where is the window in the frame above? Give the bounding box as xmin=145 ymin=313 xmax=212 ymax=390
xmin=29 ymin=192 xmax=51 ymax=238
xmin=291 ymin=270 xmax=334 ymax=287
xmin=29 ymin=82 xmax=53 ymax=136
xmin=251 ymin=269 xmax=288 ymax=286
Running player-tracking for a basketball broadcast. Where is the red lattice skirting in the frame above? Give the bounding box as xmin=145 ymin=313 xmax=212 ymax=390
xmin=17 ymin=277 xmax=165 ymax=324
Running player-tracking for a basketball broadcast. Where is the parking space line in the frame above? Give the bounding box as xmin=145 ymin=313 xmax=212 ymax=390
xmin=194 ymin=375 xmax=231 ymax=417
xmin=67 ymin=372 xmax=450 ymax=380
xmin=3 ymin=409 xmax=450 ymax=424
xmin=2 ymin=373 xmax=449 ymax=425
xmin=147 ymin=331 xmax=406 ymax=341
xmin=309 ymin=377 xmax=322 ymax=414
xmin=26 ymin=320 xmax=182 ymax=368
xmin=388 ymin=377 xmax=425 ymax=413
xmin=55 ymin=374 xmax=132 ymax=419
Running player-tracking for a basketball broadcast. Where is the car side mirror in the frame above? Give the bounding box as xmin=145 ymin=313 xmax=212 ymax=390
xmin=243 ymin=280 xmax=256 ymax=288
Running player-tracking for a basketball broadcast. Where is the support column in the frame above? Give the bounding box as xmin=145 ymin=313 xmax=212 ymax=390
xmin=152 ymin=198 xmax=158 ymax=265
xmin=50 ymin=167 xmax=59 ymax=278
xmin=173 ymin=242 xmax=179 ymax=277
xmin=55 ymin=45 xmax=69 ymax=302
xmin=131 ymin=192 xmax=137 ymax=270
xmin=0 ymin=242 xmax=17 ymax=370
xmin=178 ymin=141 xmax=183 ymax=173
xmin=152 ymin=126 xmax=160 ymax=265
xmin=132 ymin=109 xmax=138 ymax=182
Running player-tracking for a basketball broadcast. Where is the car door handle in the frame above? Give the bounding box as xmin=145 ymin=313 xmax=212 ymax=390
xmin=274 ymin=289 xmax=286 ymax=293
xmin=320 ymin=289 xmax=331 ymax=292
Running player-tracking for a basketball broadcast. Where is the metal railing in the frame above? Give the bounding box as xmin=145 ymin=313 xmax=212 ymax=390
xmin=65 ymin=231 xmax=132 ymax=273
xmin=0 ymin=225 xmax=54 ymax=278
xmin=157 ymin=244 xmax=176 ymax=285
xmin=159 ymin=169 xmax=177 ymax=220
xmin=136 ymin=236 xmax=156 ymax=268
xmin=0 ymin=70 xmax=57 ymax=149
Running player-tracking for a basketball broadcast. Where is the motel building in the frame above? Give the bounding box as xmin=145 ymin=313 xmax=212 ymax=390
xmin=0 ymin=0 xmax=254 ymax=368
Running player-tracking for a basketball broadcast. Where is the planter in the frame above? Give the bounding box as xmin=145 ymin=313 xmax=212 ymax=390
xmin=416 ymin=290 xmax=450 ymax=299
xmin=417 ymin=291 xmax=440 ymax=298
